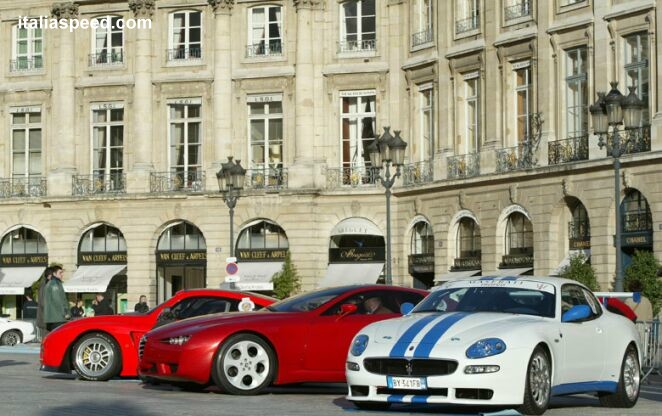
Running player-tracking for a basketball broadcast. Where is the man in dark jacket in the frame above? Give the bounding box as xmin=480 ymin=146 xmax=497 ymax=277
xmin=43 ymin=265 xmax=70 ymax=331
xmin=134 ymin=295 xmax=149 ymax=313
xmin=92 ymin=293 xmax=114 ymax=316
xmin=35 ymin=267 xmax=53 ymax=338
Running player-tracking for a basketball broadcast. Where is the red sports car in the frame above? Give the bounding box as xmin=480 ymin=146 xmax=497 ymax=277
xmin=40 ymin=289 xmax=275 ymax=381
xmin=138 ymin=285 xmax=427 ymax=394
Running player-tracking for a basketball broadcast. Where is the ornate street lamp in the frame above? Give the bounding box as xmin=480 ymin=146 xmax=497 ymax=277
xmin=216 ymin=157 xmax=246 ymax=257
xmin=368 ymin=127 xmax=408 ymax=285
xmin=590 ymin=82 xmax=644 ymax=292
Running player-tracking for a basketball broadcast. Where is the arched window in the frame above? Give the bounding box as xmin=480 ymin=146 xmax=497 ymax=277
xmin=457 ymin=217 xmax=481 ymax=259
xmin=237 ymin=220 xmax=289 ymax=250
xmin=157 ymin=222 xmax=205 ymax=251
xmin=79 ymin=224 xmax=126 ymax=252
xmin=622 ymin=190 xmax=652 ymax=233
xmin=410 ymin=221 xmax=433 ymax=255
xmin=569 ymin=202 xmax=590 ymax=244
xmin=505 ymin=213 xmax=533 ymax=255
xmin=1 ymin=227 xmax=47 ymax=255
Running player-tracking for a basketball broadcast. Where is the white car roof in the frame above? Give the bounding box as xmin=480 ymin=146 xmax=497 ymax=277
xmin=433 ymin=275 xmax=587 ymax=292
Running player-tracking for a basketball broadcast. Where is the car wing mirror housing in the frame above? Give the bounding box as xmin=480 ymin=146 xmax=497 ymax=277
xmin=158 ymin=307 xmax=174 ymax=321
xmin=400 ymin=302 xmax=415 ymax=315
xmin=338 ymin=303 xmax=358 ymax=318
xmin=562 ymin=304 xmax=592 ymax=323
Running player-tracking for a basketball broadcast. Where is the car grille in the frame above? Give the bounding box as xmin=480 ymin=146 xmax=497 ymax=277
xmin=363 ymin=358 xmax=457 ymax=376
xmin=138 ymin=335 xmax=147 ymax=360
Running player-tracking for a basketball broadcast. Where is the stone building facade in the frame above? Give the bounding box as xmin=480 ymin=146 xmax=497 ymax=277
xmin=0 ymin=0 xmax=660 ymax=317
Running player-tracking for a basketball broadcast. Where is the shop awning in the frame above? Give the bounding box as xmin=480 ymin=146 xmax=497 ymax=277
xmin=434 ymin=269 xmax=481 ymax=283
xmin=0 ymin=267 xmax=44 ymax=295
xmin=63 ymin=264 xmax=126 ymax=293
xmin=232 ymin=262 xmax=283 ymax=291
xmin=488 ymin=268 xmax=534 ymax=277
xmin=550 ymin=249 xmax=591 ymax=276
xmin=317 ymin=263 xmax=384 ymax=288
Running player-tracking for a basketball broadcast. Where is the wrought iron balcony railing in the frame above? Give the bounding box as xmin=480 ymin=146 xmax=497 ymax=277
xmin=623 ymin=212 xmax=653 ymax=233
xmin=496 ymin=144 xmax=534 ymax=172
xmin=150 ymin=170 xmax=205 ymax=193
xmin=9 ymin=58 xmax=43 ymax=72
xmin=402 ymin=161 xmax=433 ymax=186
xmin=411 ymin=28 xmax=433 ymax=47
xmin=337 ymin=39 xmax=377 ymax=54
xmin=89 ymin=51 xmax=124 ymax=67
xmin=451 ymin=256 xmax=482 ymax=271
xmin=606 ymin=125 xmax=651 ymax=156
xmin=448 ymin=153 xmax=480 ymax=179
xmin=548 ymin=135 xmax=589 ymax=165
xmin=455 ymin=13 xmax=480 ymax=34
xmin=504 ymin=0 xmax=531 ymax=21
xmin=246 ymin=41 xmax=283 ymax=58
xmin=245 ymin=167 xmax=288 ymax=191
xmin=0 ymin=177 xmax=47 ymax=198
xmin=72 ymin=173 xmax=126 ymax=196
xmin=325 ymin=167 xmax=378 ymax=189
xmin=166 ymin=47 xmax=202 ymax=61
xmin=499 ymin=253 xmax=534 ymax=268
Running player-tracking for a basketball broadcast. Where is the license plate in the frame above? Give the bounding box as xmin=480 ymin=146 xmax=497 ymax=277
xmin=387 ymin=376 xmax=427 ymax=390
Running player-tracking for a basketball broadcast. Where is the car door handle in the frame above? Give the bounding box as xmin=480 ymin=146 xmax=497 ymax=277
xmin=595 ymin=327 xmax=603 ymax=334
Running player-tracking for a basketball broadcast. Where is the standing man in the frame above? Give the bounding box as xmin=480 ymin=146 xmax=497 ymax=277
xmin=134 ymin=295 xmax=149 ymax=313
xmin=43 ymin=265 xmax=70 ymax=331
xmin=35 ymin=267 xmax=53 ymax=339
xmin=92 ymin=293 xmax=114 ymax=316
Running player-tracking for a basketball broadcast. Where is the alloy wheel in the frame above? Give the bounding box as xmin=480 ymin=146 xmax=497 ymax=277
xmin=222 ymin=340 xmax=271 ymax=391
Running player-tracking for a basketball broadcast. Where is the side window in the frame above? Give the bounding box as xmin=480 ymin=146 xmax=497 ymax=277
xmin=172 ymin=297 xmax=238 ymax=320
xmin=561 ymin=284 xmax=598 ymax=319
xmin=324 ymin=291 xmax=397 ymax=316
xmin=582 ymin=288 xmax=602 ymax=317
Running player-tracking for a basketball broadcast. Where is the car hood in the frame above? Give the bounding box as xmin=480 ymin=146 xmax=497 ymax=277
xmin=57 ymin=314 xmax=150 ymax=331
xmin=145 ymin=310 xmax=282 ymax=338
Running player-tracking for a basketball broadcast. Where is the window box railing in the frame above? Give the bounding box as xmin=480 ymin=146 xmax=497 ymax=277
xmin=496 ymin=143 xmax=537 ymax=173
xmin=245 ymin=167 xmax=288 ymax=191
xmin=246 ymin=41 xmax=283 ymax=58
xmin=166 ymin=47 xmax=202 ymax=61
xmin=455 ymin=13 xmax=480 ymax=34
xmin=9 ymin=58 xmax=43 ymax=72
xmin=623 ymin=212 xmax=653 ymax=233
xmin=499 ymin=253 xmax=534 ymax=268
xmin=504 ymin=0 xmax=531 ymax=21
xmin=607 ymin=125 xmax=651 ymax=156
xmin=411 ymin=28 xmax=433 ymax=47
xmin=0 ymin=177 xmax=47 ymax=198
xmin=324 ymin=167 xmax=378 ymax=189
xmin=451 ymin=256 xmax=482 ymax=271
xmin=88 ymin=51 xmax=124 ymax=67
xmin=150 ymin=171 xmax=205 ymax=193
xmin=337 ymin=39 xmax=377 ymax=54
xmin=548 ymin=135 xmax=589 ymax=165
xmin=72 ymin=173 xmax=126 ymax=196
xmin=402 ymin=161 xmax=433 ymax=186
xmin=448 ymin=152 xmax=480 ymax=179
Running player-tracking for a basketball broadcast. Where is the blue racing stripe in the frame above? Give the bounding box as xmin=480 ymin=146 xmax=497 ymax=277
xmin=411 ymin=395 xmax=429 ymax=404
xmin=500 ymin=276 xmax=519 ymax=281
xmin=479 ymin=277 xmax=495 ymax=280
xmin=389 ymin=314 xmax=439 ymax=357
xmin=387 ymin=394 xmax=405 ymax=403
xmin=551 ymin=381 xmax=618 ymax=396
xmin=413 ymin=313 xmax=469 ymax=358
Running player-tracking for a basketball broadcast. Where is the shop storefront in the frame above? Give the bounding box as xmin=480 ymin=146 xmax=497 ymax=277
xmin=233 ymin=219 xmax=288 ymax=291
xmin=408 ymin=217 xmax=435 ymax=289
xmin=620 ymin=189 xmax=653 ymax=269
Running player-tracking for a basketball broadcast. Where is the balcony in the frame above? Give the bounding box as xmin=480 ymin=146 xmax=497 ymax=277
xmin=246 ymin=41 xmax=283 ymax=58
xmin=9 ymin=57 xmax=43 ymax=73
xmin=504 ymin=0 xmax=531 ymax=21
xmin=402 ymin=161 xmax=433 ymax=187
xmin=88 ymin=51 xmax=124 ymax=67
xmin=150 ymin=171 xmax=205 ymax=193
xmin=166 ymin=47 xmax=202 ymax=62
xmin=499 ymin=253 xmax=534 ymax=269
xmin=568 ymin=220 xmax=591 ymax=249
xmin=455 ymin=13 xmax=480 ymax=34
xmin=451 ymin=256 xmax=482 ymax=271
xmin=0 ymin=177 xmax=47 ymax=198
xmin=245 ymin=167 xmax=288 ymax=191
xmin=448 ymin=153 xmax=480 ymax=179
xmin=337 ymin=39 xmax=377 ymax=54
xmin=606 ymin=125 xmax=651 ymax=157
xmin=623 ymin=212 xmax=653 ymax=233
xmin=325 ymin=167 xmax=378 ymax=189
xmin=548 ymin=135 xmax=589 ymax=165
xmin=72 ymin=173 xmax=126 ymax=196
xmin=411 ymin=28 xmax=433 ymax=48
xmin=496 ymin=143 xmax=538 ymax=173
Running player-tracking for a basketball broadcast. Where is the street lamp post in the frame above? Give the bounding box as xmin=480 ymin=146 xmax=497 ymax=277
xmin=216 ymin=157 xmax=247 ymax=258
xmin=367 ymin=127 xmax=408 ymax=286
xmin=590 ymin=82 xmax=644 ymax=292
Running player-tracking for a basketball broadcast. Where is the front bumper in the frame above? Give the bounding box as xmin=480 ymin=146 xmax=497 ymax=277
xmin=138 ymin=337 xmax=216 ymax=385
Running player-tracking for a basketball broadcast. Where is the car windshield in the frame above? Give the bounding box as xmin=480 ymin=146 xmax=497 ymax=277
xmin=413 ymin=284 xmax=556 ymax=318
xmin=267 ymin=286 xmax=351 ymax=312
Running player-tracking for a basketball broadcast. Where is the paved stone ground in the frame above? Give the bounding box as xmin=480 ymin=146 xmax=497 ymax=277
xmin=0 ymin=345 xmax=660 ymax=416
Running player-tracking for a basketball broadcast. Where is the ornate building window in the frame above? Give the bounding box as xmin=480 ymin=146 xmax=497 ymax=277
xmin=458 ymin=218 xmax=481 ymax=260
xmin=505 ymin=213 xmax=533 ymax=256
xmin=1 ymin=227 xmax=47 ymax=255
xmin=11 ymin=109 xmax=41 ymax=180
xmin=91 ymin=104 xmax=124 ymax=191
xmin=515 ymin=64 xmax=533 ymax=144
xmin=339 ymin=0 xmax=376 ymax=53
xmin=419 ymin=87 xmax=434 ymax=161
xmin=168 ymin=10 xmax=202 ymax=61
xmin=624 ymin=32 xmax=649 ymax=124
xmin=464 ymin=74 xmax=481 ymax=154
xmin=237 ymin=220 xmax=289 ymax=251
xmin=247 ymin=5 xmax=282 ymax=57
xmin=411 ymin=0 xmax=433 ymax=47
xmin=168 ymin=99 xmax=202 ymax=187
xmin=248 ymin=95 xmax=283 ymax=170
xmin=340 ymin=91 xmax=376 ymax=175
xmin=11 ymin=25 xmax=43 ymax=72
xmin=79 ymin=224 xmax=127 ymax=253
xmin=621 ymin=190 xmax=652 ymax=234
xmin=566 ymin=47 xmax=588 ymax=137
xmin=90 ymin=16 xmax=123 ymax=66
xmin=455 ymin=0 xmax=480 ymax=35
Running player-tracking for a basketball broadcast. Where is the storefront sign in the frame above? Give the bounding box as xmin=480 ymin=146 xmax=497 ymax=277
xmin=329 ymin=248 xmax=385 ymax=263
xmin=0 ymin=254 xmax=48 ymax=267
xmin=569 ymin=239 xmax=591 ymax=250
xmin=236 ymin=249 xmax=287 ymax=262
xmin=78 ymin=252 xmax=127 ymax=264
xmin=156 ymin=250 xmax=207 ymax=264
xmin=621 ymin=232 xmax=653 ymax=248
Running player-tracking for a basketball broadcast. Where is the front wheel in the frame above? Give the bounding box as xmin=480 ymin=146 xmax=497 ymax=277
xmin=599 ymin=345 xmax=640 ymax=408
xmin=518 ymin=346 xmax=551 ymax=415
xmin=72 ymin=332 xmax=121 ymax=381
xmin=211 ymin=333 xmax=276 ymax=395
xmin=352 ymin=401 xmax=391 ymax=411
xmin=1 ymin=330 xmax=22 ymax=346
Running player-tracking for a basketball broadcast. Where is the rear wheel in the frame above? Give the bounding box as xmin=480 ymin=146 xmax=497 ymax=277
xmin=353 ymin=401 xmax=391 ymax=411
xmin=72 ymin=332 xmax=121 ymax=381
xmin=599 ymin=345 xmax=640 ymax=408
xmin=0 ymin=330 xmax=22 ymax=346
xmin=518 ymin=346 xmax=551 ymax=415
xmin=211 ymin=333 xmax=276 ymax=395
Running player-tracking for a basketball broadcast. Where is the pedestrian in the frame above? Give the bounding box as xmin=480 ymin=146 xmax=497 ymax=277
xmin=35 ymin=266 xmax=53 ymax=339
xmin=91 ymin=293 xmax=114 ymax=316
xmin=70 ymin=299 xmax=85 ymax=319
xmin=134 ymin=295 xmax=149 ymax=313
xmin=43 ymin=265 xmax=70 ymax=331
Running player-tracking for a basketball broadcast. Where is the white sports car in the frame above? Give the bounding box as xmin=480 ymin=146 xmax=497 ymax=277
xmin=346 ymin=276 xmax=641 ymax=415
xmin=0 ymin=316 xmax=36 ymax=346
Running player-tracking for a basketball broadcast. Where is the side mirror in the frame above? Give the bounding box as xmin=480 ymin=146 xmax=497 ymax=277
xmin=562 ymin=305 xmax=592 ymax=323
xmin=158 ymin=307 xmax=174 ymax=322
xmin=338 ymin=303 xmax=358 ymax=318
xmin=400 ymin=302 xmax=415 ymax=315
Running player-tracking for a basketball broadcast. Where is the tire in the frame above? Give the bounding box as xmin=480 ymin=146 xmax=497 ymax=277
xmin=352 ymin=401 xmax=391 ymax=411
xmin=599 ymin=345 xmax=640 ymax=408
xmin=518 ymin=346 xmax=551 ymax=415
xmin=71 ymin=332 xmax=121 ymax=381
xmin=211 ymin=333 xmax=276 ymax=395
xmin=0 ymin=330 xmax=22 ymax=346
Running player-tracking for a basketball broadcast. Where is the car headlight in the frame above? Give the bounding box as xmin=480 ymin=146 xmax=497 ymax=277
xmin=466 ymin=338 xmax=506 ymax=359
xmin=162 ymin=335 xmax=191 ymax=346
xmin=350 ymin=334 xmax=369 ymax=357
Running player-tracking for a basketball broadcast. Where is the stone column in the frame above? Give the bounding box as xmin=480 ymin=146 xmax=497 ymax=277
xmin=48 ymin=2 xmax=78 ymax=196
xmin=127 ymin=0 xmax=156 ymax=192
xmin=207 ymin=0 xmax=234 ymax=190
xmin=288 ymin=0 xmax=320 ymax=189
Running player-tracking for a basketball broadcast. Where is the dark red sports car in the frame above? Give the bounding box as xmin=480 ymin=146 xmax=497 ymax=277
xmin=40 ymin=289 xmax=275 ymax=381
xmin=138 ymin=285 xmax=427 ymax=394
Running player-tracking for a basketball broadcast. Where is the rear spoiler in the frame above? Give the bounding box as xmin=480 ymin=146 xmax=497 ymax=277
xmin=593 ymin=292 xmax=641 ymax=304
